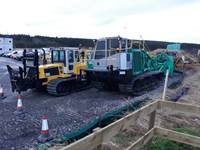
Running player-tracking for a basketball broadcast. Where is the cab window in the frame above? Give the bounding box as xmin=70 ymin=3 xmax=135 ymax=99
xmin=60 ymin=51 xmax=65 ymax=61
xmin=53 ymin=51 xmax=59 ymax=61
xmin=95 ymin=41 xmax=105 ymax=59
xmin=75 ymin=51 xmax=79 ymax=62
xmin=68 ymin=51 xmax=74 ymax=63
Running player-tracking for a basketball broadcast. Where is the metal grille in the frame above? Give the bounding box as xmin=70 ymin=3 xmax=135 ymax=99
xmin=132 ymin=51 xmax=142 ymax=73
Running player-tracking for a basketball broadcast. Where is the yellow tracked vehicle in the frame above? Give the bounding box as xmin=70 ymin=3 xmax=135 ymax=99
xmin=7 ymin=48 xmax=91 ymax=96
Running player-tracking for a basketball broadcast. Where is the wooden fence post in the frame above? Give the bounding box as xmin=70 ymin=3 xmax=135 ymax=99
xmin=92 ymin=127 xmax=102 ymax=150
xmin=162 ymin=69 xmax=169 ymax=101
xmin=146 ymin=110 xmax=156 ymax=148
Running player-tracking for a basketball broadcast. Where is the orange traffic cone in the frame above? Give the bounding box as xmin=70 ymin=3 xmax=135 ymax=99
xmin=37 ymin=113 xmax=53 ymax=142
xmin=0 ymin=84 xmax=6 ymax=99
xmin=14 ymin=95 xmax=25 ymax=115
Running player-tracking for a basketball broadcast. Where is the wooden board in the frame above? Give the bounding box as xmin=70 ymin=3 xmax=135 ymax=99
xmin=126 ymin=127 xmax=155 ymax=150
xmin=156 ymin=127 xmax=200 ymax=148
xmin=159 ymin=100 xmax=200 ymax=115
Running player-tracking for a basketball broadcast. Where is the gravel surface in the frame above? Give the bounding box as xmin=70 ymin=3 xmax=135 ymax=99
xmin=0 ymin=57 xmax=183 ymax=150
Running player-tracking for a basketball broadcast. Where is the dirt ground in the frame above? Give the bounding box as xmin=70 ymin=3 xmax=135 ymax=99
xmin=99 ymin=67 xmax=200 ymax=150
xmin=0 ymin=56 xmax=198 ymax=150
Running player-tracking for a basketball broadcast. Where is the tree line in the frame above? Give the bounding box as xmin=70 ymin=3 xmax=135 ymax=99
xmin=1 ymin=34 xmax=200 ymax=54
xmin=0 ymin=34 xmax=94 ymax=48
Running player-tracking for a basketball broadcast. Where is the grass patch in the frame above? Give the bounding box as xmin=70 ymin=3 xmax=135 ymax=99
xmin=113 ymin=132 xmax=134 ymax=147
xmin=149 ymin=138 xmax=200 ymax=150
xmin=112 ymin=128 xmax=200 ymax=149
xmin=173 ymin=128 xmax=200 ymax=137
xmin=143 ymin=128 xmax=200 ymax=150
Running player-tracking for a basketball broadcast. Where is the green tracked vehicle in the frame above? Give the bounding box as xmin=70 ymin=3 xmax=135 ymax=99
xmin=84 ymin=36 xmax=174 ymax=95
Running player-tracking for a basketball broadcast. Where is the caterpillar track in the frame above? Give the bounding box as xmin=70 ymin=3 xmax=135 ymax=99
xmin=47 ymin=77 xmax=91 ymax=96
xmin=92 ymin=71 xmax=163 ymax=96
xmin=119 ymin=71 xmax=163 ymax=95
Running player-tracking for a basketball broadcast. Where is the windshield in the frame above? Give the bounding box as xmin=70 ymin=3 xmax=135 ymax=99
xmin=95 ymin=41 xmax=105 ymax=59
xmin=94 ymin=37 xmax=129 ymax=60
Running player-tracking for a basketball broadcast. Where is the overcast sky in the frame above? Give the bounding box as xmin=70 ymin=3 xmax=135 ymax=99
xmin=1 ymin=0 xmax=200 ymax=43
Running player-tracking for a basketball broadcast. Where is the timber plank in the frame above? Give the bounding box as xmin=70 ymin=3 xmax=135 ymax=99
xmin=156 ymin=127 xmax=200 ymax=148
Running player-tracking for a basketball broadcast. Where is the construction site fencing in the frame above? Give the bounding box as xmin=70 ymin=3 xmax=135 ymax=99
xmin=55 ymin=100 xmax=200 ymax=150
xmin=35 ymin=98 xmax=147 ymax=150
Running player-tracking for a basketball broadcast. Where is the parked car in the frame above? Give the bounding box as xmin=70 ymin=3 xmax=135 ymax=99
xmin=5 ymin=51 xmax=17 ymax=57
xmin=11 ymin=51 xmax=21 ymax=59
xmin=11 ymin=53 xmax=18 ymax=59
xmin=4 ymin=52 xmax=13 ymax=57
xmin=15 ymin=52 xmax=23 ymax=61
xmin=2 ymin=51 xmax=11 ymax=57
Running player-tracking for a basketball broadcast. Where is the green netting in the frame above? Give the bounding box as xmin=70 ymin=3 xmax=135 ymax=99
xmin=153 ymin=52 xmax=174 ymax=77
xmin=35 ymin=98 xmax=147 ymax=150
